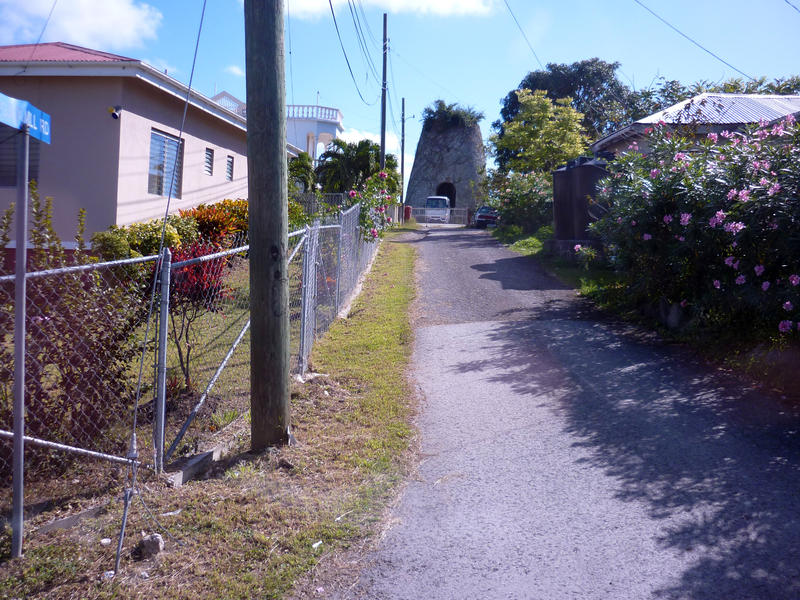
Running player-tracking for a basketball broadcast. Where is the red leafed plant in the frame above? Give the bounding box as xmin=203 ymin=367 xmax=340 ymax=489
xmin=169 ymin=241 xmax=232 ymax=390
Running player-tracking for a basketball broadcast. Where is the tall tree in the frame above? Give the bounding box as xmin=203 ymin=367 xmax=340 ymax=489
xmin=288 ymin=151 xmax=315 ymax=194
xmin=490 ymin=89 xmax=587 ymax=174
xmin=496 ymin=59 xmax=631 ymax=143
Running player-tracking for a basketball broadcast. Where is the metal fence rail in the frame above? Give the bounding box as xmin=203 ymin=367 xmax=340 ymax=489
xmin=2 ymin=202 xmax=382 ymax=553
xmin=411 ymin=207 xmax=468 ymax=225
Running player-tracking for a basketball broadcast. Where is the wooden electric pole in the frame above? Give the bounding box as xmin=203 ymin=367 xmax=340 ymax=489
xmin=380 ymin=12 xmax=387 ymax=170
xmin=400 ymin=97 xmax=405 ymax=205
xmin=245 ymin=0 xmax=289 ymax=449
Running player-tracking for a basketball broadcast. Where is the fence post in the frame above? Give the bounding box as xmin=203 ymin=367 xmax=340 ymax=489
xmin=11 ymin=126 xmax=30 ymax=558
xmin=298 ymin=225 xmax=312 ymax=373
xmin=335 ymin=210 xmax=343 ymax=314
xmin=154 ymin=247 xmax=171 ymax=473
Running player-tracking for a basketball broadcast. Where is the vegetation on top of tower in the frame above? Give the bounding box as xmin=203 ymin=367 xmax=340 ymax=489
xmin=422 ymin=99 xmax=484 ymax=131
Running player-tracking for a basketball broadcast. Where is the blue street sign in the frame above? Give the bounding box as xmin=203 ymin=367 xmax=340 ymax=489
xmin=0 ymin=91 xmax=51 ymax=144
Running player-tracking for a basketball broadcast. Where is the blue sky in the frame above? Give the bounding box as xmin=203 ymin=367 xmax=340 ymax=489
xmin=1 ymin=0 xmax=799 ymax=182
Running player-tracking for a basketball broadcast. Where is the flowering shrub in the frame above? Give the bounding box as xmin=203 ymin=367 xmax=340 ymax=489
xmin=490 ymin=170 xmax=552 ymax=233
xmin=169 ymin=241 xmax=232 ymax=389
xmin=591 ymin=115 xmax=800 ymax=334
xmin=347 ymin=171 xmax=398 ymax=242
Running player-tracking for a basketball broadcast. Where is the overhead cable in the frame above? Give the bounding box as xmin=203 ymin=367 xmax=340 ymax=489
xmin=632 ymin=0 xmax=755 ymax=81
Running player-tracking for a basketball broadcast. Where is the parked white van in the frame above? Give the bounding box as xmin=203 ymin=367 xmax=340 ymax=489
xmin=424 ymin=195 xmax=450 ymax=223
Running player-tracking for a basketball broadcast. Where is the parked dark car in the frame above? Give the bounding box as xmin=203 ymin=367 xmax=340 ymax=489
xmin=471 ymin=206 xmax=499 ymax=228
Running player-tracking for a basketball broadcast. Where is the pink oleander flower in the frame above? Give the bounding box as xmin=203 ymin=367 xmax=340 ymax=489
xmin=387 ymin=217 xmax=392 ymax=223
xmin=727 ymin=189 xmax=738 ymax=201
xmin=663 ymin=215 xmax=673 ymax=224
xmin=736 ymin=275 xmax=746 ymax=285
xmin=680 ymin=299 xmax=688 ymax=308
xmin=715 ymin=210 xmax=726 ymax=221
xmin=754 ymin=265 xmax=765 ymax=276
xmin=768 ymin=183 xmax=781 ymax=196
xmin=779 ymin=320 xmax=793 ymax=333
xmin=574 ymin=244 xmax=582 ymax=252
xmin=643 ymin=233 xmax=652 ymax=241
xmin=631 ymin=220 xmax=637 ymax=226
xmin=718 ymin=154 xmax=726 ymax=161
xmin=759 ymin=177 xmax=769 ymax=186
xmin=677 ymin=236 xmax=685 ymax=242
xmin=680 ymin=213 xmax=691 ymax=226
xmin=713 ymin=279 xmax=721 ymax=289
xmin=378 ymin=171 xmax=387 ymax=180
xmin=723 ymin=221 xmax=745 ymax=234
xmin=733 ymin=260 xmax=740 ymax=270
xmin=348 ymin=190 xmax=357 ymax=198
xmin=616 ymin=217 xmax=623 ymax=224
xmin=784 ymin=301 xmax=794 ymax=311
xmin=378 ymin=206 xmax=385 ymax=213
xmin=725 ymin=256 xmax=736 ymax=267
xmin=790 ymin=274 xmax=800 ymax=286
xmin=370 ymin=228 xmax=378 ymax=238
xmin=673 ymin=152 xmax=687 ymax=161
xmin=762 ymin=281 xmax=771 ymax=291
xmin=707 ymin=132 xmax=719 ymax=143
xmin=738 ymin=190 xmax=750 ymax=202
xmin=650 ymin=169 xmax=660 ymax=178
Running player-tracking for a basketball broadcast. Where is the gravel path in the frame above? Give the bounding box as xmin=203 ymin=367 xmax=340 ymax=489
xmin=344 ymin=227 xmax=800 ymax=599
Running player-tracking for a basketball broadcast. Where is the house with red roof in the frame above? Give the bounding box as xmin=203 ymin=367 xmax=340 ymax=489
xmin=0 ymin=42 xmax=295 ymax=246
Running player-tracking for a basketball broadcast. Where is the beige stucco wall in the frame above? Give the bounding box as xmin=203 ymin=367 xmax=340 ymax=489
xmin=116 ymin=78 xmax=248 ymax=227
xmin=0 ymin=76 xmax=122 ymax=245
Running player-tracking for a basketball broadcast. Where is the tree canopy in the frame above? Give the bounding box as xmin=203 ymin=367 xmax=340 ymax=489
xmin=490 ymin=89 xmax=587 ymax=174
xmin=315 ymin=138 xmax=398 ymax=194
xmin=422 ymin=99 xmax=484 ymax=132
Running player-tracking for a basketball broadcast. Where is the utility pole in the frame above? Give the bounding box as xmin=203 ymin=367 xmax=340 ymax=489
xmin=400 ymin=97 xmax=405 ymax=205
xmin=379 ymin=12 xmax=387 ymax=170
xmin=244 ymin=0 xmax=289 ymax=449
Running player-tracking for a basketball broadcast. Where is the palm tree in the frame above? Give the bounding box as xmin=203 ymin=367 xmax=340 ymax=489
xmin=315 ymin=139 xmax=398 ymax=193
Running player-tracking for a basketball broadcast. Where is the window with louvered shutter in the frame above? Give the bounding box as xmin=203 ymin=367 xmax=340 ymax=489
xmin=0 ymin=130 xmax=41 ymax=187
xmin=148 ymin=129 xmax=183 ymax=198
xmin=204 ymin=148 xmax=214 ymax=176
xmin=226 ymin=155 xmax=234 ymax=181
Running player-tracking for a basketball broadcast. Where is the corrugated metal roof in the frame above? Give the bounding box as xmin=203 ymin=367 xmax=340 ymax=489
xmin=639 ymin=93 xmax=800 ymax=125
xmin=0 ymin=42 xmax=135 ymax=63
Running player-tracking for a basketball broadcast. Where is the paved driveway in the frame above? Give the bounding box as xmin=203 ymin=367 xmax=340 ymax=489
xmin=345 ymin=228 xmax=800 ymax=599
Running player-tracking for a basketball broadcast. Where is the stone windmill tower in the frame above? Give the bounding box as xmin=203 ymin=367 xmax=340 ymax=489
xmin=406 ymin=101 xmax=485 ymax=212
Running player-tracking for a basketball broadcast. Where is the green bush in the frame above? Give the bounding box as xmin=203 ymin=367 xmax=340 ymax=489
xmin=490 ymin=171 xmax=553 ymax=233
xmin=591 ymin=115 xmax=800 ymax=335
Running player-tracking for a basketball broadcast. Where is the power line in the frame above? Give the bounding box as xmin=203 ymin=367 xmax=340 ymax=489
xmin=15 ymin=0 xmax=59 ymax=75
xmin=389 ymin=47 xmax=459 ymax=103
xmin=502 ymin=0 xmax=543 ymax=69
xmin=346 ymin=0 xmax=381 ymax=86
xmin=632 ymin=0 xmax=754 ymax=81
xmin=784 ymin=0 xmax=800 ymax=14
xmin=327 ymin=0 xmax=379 ymax=105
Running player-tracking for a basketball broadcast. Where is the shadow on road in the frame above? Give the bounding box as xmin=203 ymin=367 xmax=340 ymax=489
xmin=453 ymin=317 xmax=800 ymax=599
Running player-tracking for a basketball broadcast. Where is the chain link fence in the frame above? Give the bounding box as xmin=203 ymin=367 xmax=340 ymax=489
xmin=2 ymin=203 xmax=380 ymax=547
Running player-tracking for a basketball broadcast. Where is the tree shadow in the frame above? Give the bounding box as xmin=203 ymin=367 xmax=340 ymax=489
xmin=451 ymin=317 xmax=800 ymax=599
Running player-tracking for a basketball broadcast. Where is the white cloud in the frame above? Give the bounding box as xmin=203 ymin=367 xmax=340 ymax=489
xmin=225 ymin=64 xmax=245 ymax=77
xmin=289 ymin=0 xmax=494 ymax=19
xmin=0 ymin=0 xmax=162 ymax=50
xmin=340 ymin=127 xmax=401 ymax=156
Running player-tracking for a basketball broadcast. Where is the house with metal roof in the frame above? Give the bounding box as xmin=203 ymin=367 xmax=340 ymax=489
xmin=591 ymin=93 xmax=800 ymax=157
xmin=0 ymin=42 xmax=299 ymax=247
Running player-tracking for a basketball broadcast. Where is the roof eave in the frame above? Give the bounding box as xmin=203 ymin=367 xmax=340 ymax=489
xmin=0 ymin=60 xmax=247 ymax=132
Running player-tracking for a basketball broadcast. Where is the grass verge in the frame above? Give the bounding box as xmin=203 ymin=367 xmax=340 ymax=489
xmin=0 ymin=233 xmax=417 ymax=599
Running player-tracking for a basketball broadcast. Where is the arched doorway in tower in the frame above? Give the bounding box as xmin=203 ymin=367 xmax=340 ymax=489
xmin=436 ymin=182 xmax=457 ymax=207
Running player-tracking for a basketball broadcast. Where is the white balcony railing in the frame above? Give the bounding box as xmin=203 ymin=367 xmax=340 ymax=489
xmin=287 ymin=104 xmax=343 ymax=125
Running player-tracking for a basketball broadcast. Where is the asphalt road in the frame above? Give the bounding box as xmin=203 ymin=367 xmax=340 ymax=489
xmin=348 ymin=227 xmax=800 ymax=599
